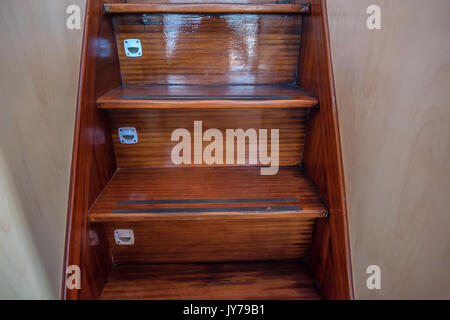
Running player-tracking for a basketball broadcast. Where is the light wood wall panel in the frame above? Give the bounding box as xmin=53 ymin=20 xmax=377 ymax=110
xmin=327 ymin=0 xmax=450 ymax=299
xmin=0 ymin=0 xmax=85 ymax=298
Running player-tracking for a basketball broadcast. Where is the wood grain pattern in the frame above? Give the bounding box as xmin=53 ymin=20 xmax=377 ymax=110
xmin=97 ymin=84 xmax=318 ymax=109
xmin=100 ymin=219 xmax=315 ymax=263
xmin=90 ymin=165 xmax=322 ymax=262
xmin=108 ymin=109 xmax=308 ymax=168
xmin=100 ymin=261 xmax=321 ymax=300
xmin=328 ymin=0 xmax=450 ymax=299
xmin=295 ymin=0 xmax=353 ymax=299
xmin=105 ymin=3 xmax=310 ymax=14
xmin=0 ymin=0 xmax=86 ymax=299
xmin=113 ymin=13 xmax=302 ymax=84
xmin=63 ymin=0 xmax=123 ymax=300
xmin=89 ymin=166 xmax=327 ymax=220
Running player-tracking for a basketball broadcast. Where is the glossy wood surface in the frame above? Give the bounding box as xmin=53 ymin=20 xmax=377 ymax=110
xmin=113 ymin=13 xmax=302 ymax=84
xmin=63 ymin=0 xmax=123 ymax=300
xmin=89 ymin=166 xmax=327 ymax=221
xmin=108 ymin=109 xmax=308 ymax=167
xmin=97 ymin=84 xmax=318 ymax=109
xmin=105 ymin=3 xmax=310 ymax=14
xmin=100 ymin=218 xmax=315 ymax=263
xmin=296 ymin=0 xmax=353 ymax=299
xmin=100 ymin=261 xmax=321 ymax=300
xmin=64 ymin=0 xmax=353 ymax=300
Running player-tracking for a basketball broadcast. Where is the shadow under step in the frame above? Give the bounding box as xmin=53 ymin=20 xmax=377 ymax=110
xmin=100 ymin=260 xmax=321 ymax=300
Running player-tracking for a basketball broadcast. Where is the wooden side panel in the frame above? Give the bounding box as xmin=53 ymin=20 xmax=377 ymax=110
xmin=295 ymin=0 xmax=353 ymax=299
xmin=108 ymin=109 xmax=308 ymax=168
xmin=101 ymin=218 xmax=315 ymax=264
xmin=63 ymin=0 xmax=123 ymax=300
xmin=113 ymin=13 xmax=302 ymax=84
xmin=101 ymin=261 xmax=321 ymax=300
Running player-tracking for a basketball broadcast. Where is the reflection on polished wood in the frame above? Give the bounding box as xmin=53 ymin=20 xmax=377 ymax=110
xmin=97 ymin=84 xmax=318 ymax=109
xmin=63 ymin=0 xmax=120 ymax=300
xmin=64 ymin=0 xmax=352 ymax=301
xmin=113 ymin=13 xmax=302 ymax=84
xmin=296 ymin=0 xmax=353 ymax=299
xmin=100 ymin=261 xmax=321 ymax=300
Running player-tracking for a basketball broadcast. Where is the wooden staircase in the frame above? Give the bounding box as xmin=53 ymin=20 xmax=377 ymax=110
xmin=63 ymin=0 xmax=353 ymax=300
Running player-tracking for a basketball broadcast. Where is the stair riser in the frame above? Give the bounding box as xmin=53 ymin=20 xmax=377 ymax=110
xmin=108 ymin=108 xmax=308 ymax=168
xmin=96 ymin=218 xmax=315 ymax=264
xmin=113 ymin=13 xmax=302 ymax=85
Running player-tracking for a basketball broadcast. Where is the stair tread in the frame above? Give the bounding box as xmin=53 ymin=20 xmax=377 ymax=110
xmin=100 ymin=261 xmax=321 ymax=300
xmin=104 ymin=3 xmax=311 ymax=15
xmin=97 ymin=84 xmax=318 ymax=109
xmin=88 ymin=166 xmax=327 ymax=222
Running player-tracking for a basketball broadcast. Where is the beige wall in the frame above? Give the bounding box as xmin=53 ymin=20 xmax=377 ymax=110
xmin=328 ymin=0 xmax=450 ymax=299
xmin=0 ymin=0 xmax=85 ymax=298
xmin=1 ymin=0 xmax=449 ymax=300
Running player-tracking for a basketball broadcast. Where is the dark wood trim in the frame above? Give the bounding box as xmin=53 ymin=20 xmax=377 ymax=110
xmin=62 ymin=0 xmax=123 ymax=300
xmin=97 ymin=85 xmax=318 ymax=109
xmin=104 ymin=3 xmax=311 ymax=14
xmin=296 ymin=0 xmax=354 ymax=299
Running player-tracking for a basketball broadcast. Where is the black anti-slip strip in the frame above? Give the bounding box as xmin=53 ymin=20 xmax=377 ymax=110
xmin=122 ymin=94 xmax=293 ymax=98
xmin=112 ymin=206 xmax=302 ymax=214
xmin=117 ymin=198 xmax=299 ymax=205
xmin=120 ymin=97 xmax=295 ymax=101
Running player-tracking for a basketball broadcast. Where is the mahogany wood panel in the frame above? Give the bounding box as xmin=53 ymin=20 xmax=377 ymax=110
xmin=62 ymin=0 xmax=124 ymax=300
xmin=295 ymin=0 xmax=353 ymax=299
xmin=100 ymin=218 xmax=315 ymax=263
xmin=113 ymin=13 xmax=302 ymax=84
xmin=108 ymin=108 xmax=308 ymax=167
xmin=97 ymin=84 xmax=318 ymax=109
xmin=105 ymin=3 xmax=310 ymax=14
xmin=89 ymin=166 xmax=326 ymax=264
xmin=89 ymin=166 xmax=327 ymax=220
xmin=100 ymin=261 xmax=321 ymax=300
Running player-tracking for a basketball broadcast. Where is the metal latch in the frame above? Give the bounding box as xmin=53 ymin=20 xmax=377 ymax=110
xmin=124 ymin=39 xmax=142 ymax=58
xmin=114 ymin=229 xmax=134 ymax=245
xmin=119 ymin=127 xmax=138 ymax=144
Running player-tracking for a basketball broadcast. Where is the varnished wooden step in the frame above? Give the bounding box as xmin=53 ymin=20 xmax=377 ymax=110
xmin=100 ymin=261 xmax=321 ymax=300
xmin=104 ymin=3 xmax=311 ymax=15
xmin=88 ymin=166 xmax=327 ymax=222
xmin=97 ymin=85 xmax=318 ymax=109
